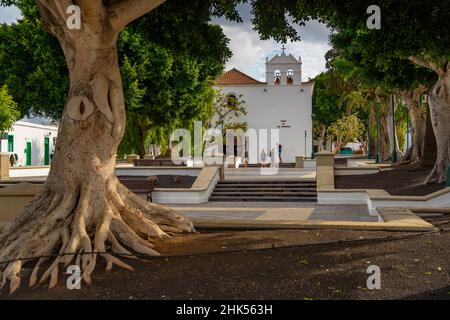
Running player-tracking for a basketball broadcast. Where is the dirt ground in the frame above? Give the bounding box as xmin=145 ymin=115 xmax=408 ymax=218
xmin=2 ymin=223 xmax=450 ymax=300
xmin=335 ymin=165 xmax=446 ymax=196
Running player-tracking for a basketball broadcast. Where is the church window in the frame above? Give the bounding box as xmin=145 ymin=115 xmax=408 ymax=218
xmin=287 ymin=69 xmax=294 ymax=85
xmin=227 ymin=94 xmax=237 ymax=107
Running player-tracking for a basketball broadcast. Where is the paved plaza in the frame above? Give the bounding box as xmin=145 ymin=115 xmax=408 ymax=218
xmin=170 ymin=202 xmax=377 ymax=222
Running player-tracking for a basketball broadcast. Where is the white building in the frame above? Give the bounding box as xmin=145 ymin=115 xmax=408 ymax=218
xmin=0 ymin=120 xmax=58 ymax=167
xmin=213 ymin=51 xmax=314 ymax=164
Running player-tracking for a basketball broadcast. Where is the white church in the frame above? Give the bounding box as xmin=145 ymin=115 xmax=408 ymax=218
xmin=213 ymin=50 xmax=314 ymax=164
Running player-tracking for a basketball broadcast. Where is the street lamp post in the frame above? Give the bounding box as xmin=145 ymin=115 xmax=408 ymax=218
xmin=406 ymin=108 xmax=410 ymax=151
xmin=367 ymin=109 xmax=372 ymax=159
xmin=391 ymin=94 xmax=398 ymax=163
xmin=221 ymin=115 xmax=225 ymax=181
xmin=376 ymin=104 xmax=381 ymax=163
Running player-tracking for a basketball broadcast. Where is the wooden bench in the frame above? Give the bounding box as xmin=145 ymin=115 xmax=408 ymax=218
xmin=133 ymin=158 xmax=185 ymax=167
xmin=118 ymin=176 xmax=157 ymax=202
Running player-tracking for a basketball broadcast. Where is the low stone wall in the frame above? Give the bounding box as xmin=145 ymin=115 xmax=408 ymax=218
xmin=334 ymin=167 xmax=381 ymax=176
xmin=0 ymin=183 xmax=43 ymax=230
xmin=115 ymin=166 xmax=202 ymax=177
xmin=153 ymin=167 xmax=220 ymax=204
xmin=9 ymin=166 xmax=50 ymax=178
xmin=315 ymin=152 xmax=450 ymax=217
xmin=368 ymin=188 xmax=450 ymax=215
xmin=0 ymin=153 xmax=9 ymax=180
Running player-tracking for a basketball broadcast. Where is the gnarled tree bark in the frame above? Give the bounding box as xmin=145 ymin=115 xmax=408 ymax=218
xmin=375 ymin=92 xmax=397 ymax=161
xmin=409 ymin=56 xmax=450 ymax=183
xmin=0 ymin=0 xmax=194 ymax=294
xmin=399 ymin=87 xmax=427 ymax=163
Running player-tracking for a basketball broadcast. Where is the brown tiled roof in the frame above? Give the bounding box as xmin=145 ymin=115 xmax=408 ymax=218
xmin=214 ymin=68 xmax=265 ymax=86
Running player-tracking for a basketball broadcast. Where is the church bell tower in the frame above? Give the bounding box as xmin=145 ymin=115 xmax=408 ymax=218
xmin=266 ymin=46 xmax=302 ymax=86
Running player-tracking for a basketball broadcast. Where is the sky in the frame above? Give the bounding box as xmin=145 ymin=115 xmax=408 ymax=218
xmin=213 ymin=3 xmax=332 ymax=82
xmin=0 ymin=5 xmax=21 ymax=24
xmin=0 ymin=3 xmax=331 ymax=81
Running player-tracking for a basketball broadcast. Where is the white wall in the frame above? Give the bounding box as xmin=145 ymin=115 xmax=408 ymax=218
xmin=215 ymin=83 xmax=313 ymax=164
xmin=0 ymin=121 xmax=58 ymax=166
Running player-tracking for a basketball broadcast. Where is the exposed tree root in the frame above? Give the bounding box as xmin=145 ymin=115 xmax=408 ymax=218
xmin=0 ymin=179 xmax=194 ymax=294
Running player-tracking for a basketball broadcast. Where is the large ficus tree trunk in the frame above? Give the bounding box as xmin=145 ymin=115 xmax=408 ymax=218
xmin=0 ymin=0 xmax=194 ymax=294
xmin=375 ymin=93 xmax=397 ymax=161
xmin=399 ymin=87 xmax=427 ymax=163
xmin=410 ymin=57 xmax=450 ymax=184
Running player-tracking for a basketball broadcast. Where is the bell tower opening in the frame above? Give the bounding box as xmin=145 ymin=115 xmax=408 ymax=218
xmin=274 ymin=70 xmax=281 ymax=85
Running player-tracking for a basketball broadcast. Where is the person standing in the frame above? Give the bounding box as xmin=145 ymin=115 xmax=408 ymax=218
xmin=244 ymin=150 xmax=249 ymax=168
xmin=278 ymin=144 xmax=283 ymax=164
xmin=260 ymin=149 xmax=267 ymax=168
xmin=270 ymin=147 xmax=277 ymax=167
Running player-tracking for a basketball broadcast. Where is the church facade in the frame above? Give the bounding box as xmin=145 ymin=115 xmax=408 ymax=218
xmin=213 ymin=52 xmax=314 ymax=164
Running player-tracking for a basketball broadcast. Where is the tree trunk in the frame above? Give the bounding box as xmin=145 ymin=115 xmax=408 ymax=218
xmin=137 ymin=117 xmax=148 ymax=158
xmin=400 ymin=89 xmax=426 ymax=163
xmin=368 ymin=107 xmax=377 ymax=157
xmin=0 ymin=0 xmax=193 ymax=294
xmin=375 ymin=93 xmax=394 ymax=161
xmin=426 ymin=70 xmax=450 ymax=183
xmin=421 ymin=103 xmax=437 ymax=168
xmin=380 ymin=115 xmax=391 ymax=161
xmin=384 ymin=100 xmax=401 ymax=161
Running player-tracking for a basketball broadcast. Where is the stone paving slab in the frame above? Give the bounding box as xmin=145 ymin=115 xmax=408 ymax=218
xmin=172 ymin=203 xmax=377 ymax=223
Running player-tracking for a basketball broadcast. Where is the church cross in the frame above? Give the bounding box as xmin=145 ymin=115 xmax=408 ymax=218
xmin=281 ymin=44 xmax=286 ymax=55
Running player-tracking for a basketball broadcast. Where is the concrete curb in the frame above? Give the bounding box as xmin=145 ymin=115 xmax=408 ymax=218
xmin=191 ymin=213 xmax=436 ymax=232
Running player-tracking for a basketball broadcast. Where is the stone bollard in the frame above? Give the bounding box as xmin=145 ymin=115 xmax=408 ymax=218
xmin=0 ymin=153 xmax=10 ymax=181
xmin=316 ymin=151 xmax=334 ymax=167
xmin=126 ymin=154 xmax=140 ymax=163
xmin=144 ymin=154 xmax=155 ymax=160
xmin=315 ymin=151 xmax=335 ymax=190
xmin=295 ymin=156 xmax=304 ymax=168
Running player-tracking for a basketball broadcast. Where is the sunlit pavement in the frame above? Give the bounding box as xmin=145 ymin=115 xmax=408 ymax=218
xmin=169 ymin=202 xmax=377 ymax=222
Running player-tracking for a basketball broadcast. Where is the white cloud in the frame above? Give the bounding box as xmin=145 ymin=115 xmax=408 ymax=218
xmin=0 ymin=5 xmax=21 ymax=24
xmin=221 ymin=23 xmax=274 ymax=80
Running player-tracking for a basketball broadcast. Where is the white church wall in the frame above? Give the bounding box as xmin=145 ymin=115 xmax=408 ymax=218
xmin=215 ymin=84 xmax=313 ymax=164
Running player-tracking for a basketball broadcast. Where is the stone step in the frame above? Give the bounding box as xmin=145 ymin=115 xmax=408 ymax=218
xmin=209 ymin=196 xmax=317 ymax=202
xmin=213 ymin=187 xmax=317 ymax=192
xmin=239 ymin=163 xmax=296 ymax=168
xmin=211 ymin=191 xmax=317 ymax=197
xmin=219 ymin=180 xmax=315 ymax=184
xmin=215 ymin=184 xmax=316 ymax=189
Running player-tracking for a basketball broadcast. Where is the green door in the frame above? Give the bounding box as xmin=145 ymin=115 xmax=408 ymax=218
xmin=44 ymin=137 xmax=50 ymax=165
xmin=7 ymin=135 xmax=14 ymax=152
xmin=26 ymin=142 xmax=31 ymax=166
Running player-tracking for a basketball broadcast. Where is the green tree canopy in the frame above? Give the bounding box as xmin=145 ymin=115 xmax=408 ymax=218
xmin=0 ymin=85 xmax=20 ymax=132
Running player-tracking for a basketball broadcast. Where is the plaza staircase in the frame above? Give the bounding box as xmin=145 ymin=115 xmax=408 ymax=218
xmin=209 ymin=180 xmax=317 ymax=202
xmin=239 ymin=163 xmax=296 ymax=168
